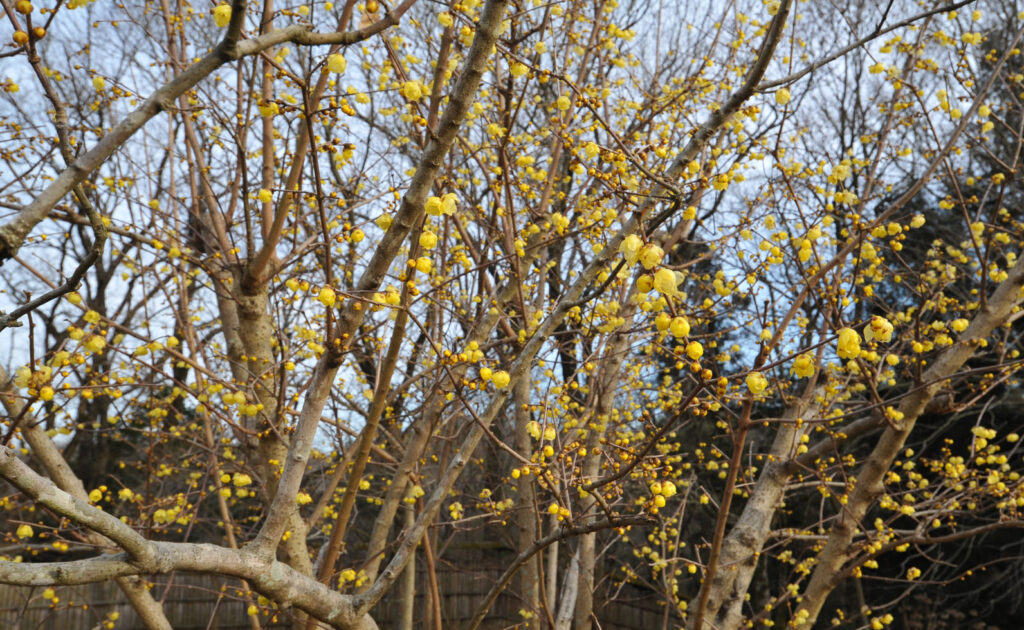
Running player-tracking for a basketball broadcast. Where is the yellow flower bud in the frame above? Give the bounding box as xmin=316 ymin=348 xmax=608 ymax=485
xmin=670 ymin=316 xmax=690 ymax=338
xmin=686 ymin=341 xmax=703 ymax=360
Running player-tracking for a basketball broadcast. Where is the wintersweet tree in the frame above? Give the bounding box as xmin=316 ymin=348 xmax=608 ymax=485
xmin=3 ymin=0 xmax=1024 ymax=629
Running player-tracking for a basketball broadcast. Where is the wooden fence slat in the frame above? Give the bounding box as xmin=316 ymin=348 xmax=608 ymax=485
xmin=2 ymin=565 xmax=668 ymax=629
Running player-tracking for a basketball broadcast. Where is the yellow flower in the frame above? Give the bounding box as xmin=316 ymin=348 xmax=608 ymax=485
xmin=837 ymin=327 xmax=861 ymax=359
xmin=791 ymin=353 xmax=815 ymax=378
xmin=258 ymin=101 xmax=278 ymax=117
xmin=526 ymin=420 xmax=541 ymax=439
xmin=479 ymin=367 xmax=492 ymax=381
xmin=327 ymin=54 xmax=347 ymax=74
xmin=419 ymin=231 xmax=438 ymax=249
xmin=951 ymin=318 xmax=969 ymax=332
xmin=441 ymin=193 xmax=458 ymax=215
xmin=338 ymin=568 xmax=357 ymax=584
xmin=685 ymin=341 xmax=703 ymax=360
xmin=232 ymin=473 xmax=252 ymax=487
xmin=864 ymin=315 xmax=894 ymax=343
xmin=92 ymin=76 xmax=106 ymax=91
xmin=653 ymin=268 xmax=679 ymax=298
xmin=401 ymin=81 xmax=424 ymax=101
xmin=16 ymin=524 xmax=33 ymax=539
xmin=556 ymin=95 xmax=571 ymax=111
xmin=775 ymin=88 xmax=791 ymax=105
xmin=619 ymin=234 xmax=642 ymax=265
xmin=638 ymin=243 xmax=664 ymax=270
xmin=84 ymin=335 xmax=106 ymax=353
xmin=212 ymin=4 xmax=231 ymax=27
xmin=550 ymin=212 xmax=568 ymax=233
xmin=318 ymin=286 xmax=336 ymax=308
xmin=449 ymin=501 xmax=463 ymax=519
xmin=425 ymin=196 xmax=444 ymax=215
xmin=670 ymin=316 xmax=690 ymax=338
xmin=14 ymin=365 xmax=31 ymax=388
xmin=491 ymin=370 xmax=510 ymax=388
xmin=745 ymin=372 xmax=768 ymax=395
xmin=415 ymin=257 xmax=432 ymax=274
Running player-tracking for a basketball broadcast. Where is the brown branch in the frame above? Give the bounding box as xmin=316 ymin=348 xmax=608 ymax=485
xmin=0 ymin=1 xmax=417 ymax=263
xmin=757 ymin=0 xmax=978 ymax=91
xmin=249 ymin=0 xmax=509 ymax=557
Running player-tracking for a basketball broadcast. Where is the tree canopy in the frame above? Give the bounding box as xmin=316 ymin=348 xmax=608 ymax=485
xmin=3 ymin=1 xmax=1024 ymax=629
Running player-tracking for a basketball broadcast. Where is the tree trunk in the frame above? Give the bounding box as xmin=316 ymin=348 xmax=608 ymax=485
xmin=555 ymin=547 xmax=580 ymax=630
xmin=690 ymin=389 xmax=820 ymax=629
xmin=399 ymin=504 xmax=416 ymax=630
xmin=514 ymin=376 xmax=541 ymax=627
